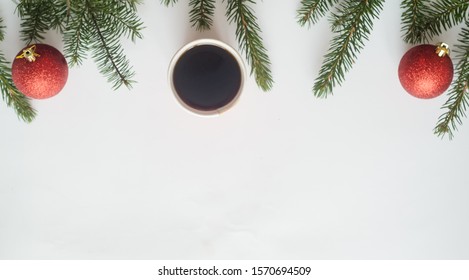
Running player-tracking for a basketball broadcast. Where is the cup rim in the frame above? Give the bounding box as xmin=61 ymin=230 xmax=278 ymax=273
xmin=168 ymin=39 xmax=246 ymax=117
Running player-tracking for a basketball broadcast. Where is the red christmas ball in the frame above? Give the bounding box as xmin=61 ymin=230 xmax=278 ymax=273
xmin=398 ymin=44 xmax=453 ymax=99
xmin=12 ymin=44 xmax=68 ymax=99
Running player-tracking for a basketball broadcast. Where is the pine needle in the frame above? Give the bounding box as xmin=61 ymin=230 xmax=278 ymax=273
xmin=162 ymin=0 xmax=179 ymax=7
xmin=63 ymin=4 xmax=90 ymax=67
xmin=423 ymin=0 xmax=468 ymax=39
xmin=313 ymin=0 xmax=385 ymax=98
xmin=297 ymin=0 xmax=339 ymax=27
xmin=400 ymin=0 xmax=432 ymax=44
xmin=401 ymin=0 xmax=468 ymax=44
xmin=82 ymin=0 xmax=143 ymax=90
xmin=226 ymin=0 xmax=273 ymax=91
xmin=16 ymin=0 xmax=68 ymax=44
xmin=189 ymin=0 xmax=216 ymax=31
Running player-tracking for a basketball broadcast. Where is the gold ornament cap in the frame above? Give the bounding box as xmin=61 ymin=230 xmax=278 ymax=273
xmin=16 ymin=45 xmax=40 ymax=62
xmin=435 ymin=42 xmax=450 ymax=57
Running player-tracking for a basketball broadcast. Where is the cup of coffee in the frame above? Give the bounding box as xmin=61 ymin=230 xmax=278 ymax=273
xmin=168 ymin=39 xmax=246 ymax=116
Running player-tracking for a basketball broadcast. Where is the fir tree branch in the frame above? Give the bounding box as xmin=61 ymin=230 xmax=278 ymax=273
xmin=422 ymin=0 xmax=468 ymax=39
xmin=313 ymin=0 xmax=384 ymax=98
xmin=63 ymin=3 xmax=90 ymax=66
xmin=84 ymin=0 xmax=139 ymax=89
xmin=0 ymin=51 xmax=37 ymax=123
xmin=226 ymin=0 xmax=273 ymax=91
xmin=400 ymin=0 xmax=432 ymax=44
xmin=189 ymin=0 xmax=216 ymax=31
xmin=105 ymin=1 xmax=144 ymax=42
xmin=162 ymin=0 xmax=179 ymax=7
xmin=16 ymin=0 xmax=68 ymax=44
xmin=297 ymin=0 xmax=339 ymax=27
xmin=50 ymin=2 xmax=68 ymax=31
xmin=125 ymin=0 xmax=143 ymax=10
xmin=434 ymin=24 xmax=469 ymax=139
xmin=16 ymin=0 xmax=52 ymax=44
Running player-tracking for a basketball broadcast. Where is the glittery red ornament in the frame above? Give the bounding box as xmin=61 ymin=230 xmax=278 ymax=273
xmin=398 ymin=43 xmax=453 ymax=99
xmin=12 ymin=44 xmax=68 ymax=99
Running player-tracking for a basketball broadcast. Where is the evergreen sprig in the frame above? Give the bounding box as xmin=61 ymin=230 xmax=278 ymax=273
xmin=297 ymin=0 xmax=339 ymax=27
xmin=401 ymin=0 xmax=468 ymax=44
xmin=16 ymin=0 xmax=68 ymax=45
xmin=226 ymin=0 xmax=273 ymax=91
xmin=0 ymin=19 xmax=36 ymax=122
xmin=17 ymin=0 xmax=144 ymax=90
xmin=81 ymin=0 xmax=143 ymax=89
xmin=162 ymin=0 xmax=179 ymax=6
xmin=400 ymin=0 xmax=432 ymax=44
xmin=305 ymin=0 xmax=384 ymax=98
xmin=189 ymin=0 xmax=216 ymax=31
xmin=422 ymin=0 xmax=468 ymax=40
xmin=434 ymin=24 xmax=469 ymax=139
xmin=64 ymin=1 xmax=90 ymax=66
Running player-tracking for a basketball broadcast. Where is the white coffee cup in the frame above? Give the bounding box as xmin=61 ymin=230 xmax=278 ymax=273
xmin=168 ymin=39 xmax=246 ymax=116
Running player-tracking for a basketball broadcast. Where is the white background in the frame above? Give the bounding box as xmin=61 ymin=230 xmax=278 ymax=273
xmin=1 ymin=1 xmax=468 ymax=259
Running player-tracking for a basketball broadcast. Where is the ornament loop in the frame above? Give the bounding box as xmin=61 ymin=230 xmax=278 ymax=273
xmin=16 ymin=45 xmax=40 ymax=62
xmin=435 ymin=43 xmax=450 ymax=57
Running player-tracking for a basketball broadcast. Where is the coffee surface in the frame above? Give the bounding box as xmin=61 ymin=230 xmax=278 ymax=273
xmin=173 ymin=44 xmax=242 ymax=111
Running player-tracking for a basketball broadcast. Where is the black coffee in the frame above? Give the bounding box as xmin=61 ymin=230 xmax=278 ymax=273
xmin=172 ymin=44 xmax=242 ymax=112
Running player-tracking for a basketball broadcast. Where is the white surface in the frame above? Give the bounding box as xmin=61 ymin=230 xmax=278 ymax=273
xmin=1 ymin=1 xmax=469 ymax=259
